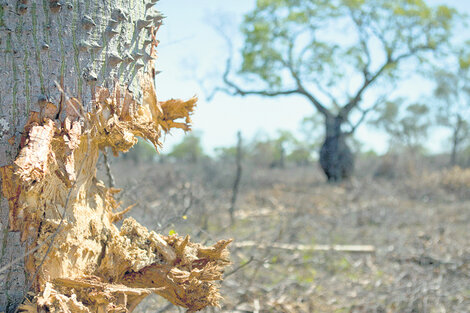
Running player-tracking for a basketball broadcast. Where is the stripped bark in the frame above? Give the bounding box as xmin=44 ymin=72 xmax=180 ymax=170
xmin=0 ymin=1 xmax=231 ymax=312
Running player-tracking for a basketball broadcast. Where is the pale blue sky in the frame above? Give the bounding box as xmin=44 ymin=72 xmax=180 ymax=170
xmin=154 ymin=0 xmax=470 ymax=155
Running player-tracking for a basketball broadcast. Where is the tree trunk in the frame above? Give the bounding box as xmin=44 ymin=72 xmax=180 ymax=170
xmin=279 ymin=141 xmax=285 ymax=169
xmin=319 ymin=116 xmax=354 ymax=182
xmin=450 ymin=115 xmax=463 ymax=167
xmin=0 ymin=1 xmax=230 ymax=312
xmin=0 ymin=1 xmax=152 ymax=309
xmin=229 ymin=131 xmax=242 ymax=224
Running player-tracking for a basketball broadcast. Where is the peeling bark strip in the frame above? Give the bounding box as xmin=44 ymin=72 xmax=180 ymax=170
xmin=0 ymin=0 xmax=231 ymax=311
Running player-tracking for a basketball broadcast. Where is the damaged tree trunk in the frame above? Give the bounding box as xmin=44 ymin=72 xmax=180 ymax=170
xmin=0 ymin=1 xmax=230 ymax=312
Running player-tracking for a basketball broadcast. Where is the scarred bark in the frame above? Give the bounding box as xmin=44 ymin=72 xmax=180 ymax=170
xmin=0 ymin=1 xmax=231 ymax=312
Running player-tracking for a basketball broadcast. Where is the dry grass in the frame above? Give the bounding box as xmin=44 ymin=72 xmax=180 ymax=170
xmin=439 ymin=167 xmax=470 ymax=197
xmin=102 ymin=159 xmax=470 ymax=313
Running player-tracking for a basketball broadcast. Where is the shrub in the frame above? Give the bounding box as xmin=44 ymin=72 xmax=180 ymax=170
xmin=440 ymin=166 xmax=470 ymax=197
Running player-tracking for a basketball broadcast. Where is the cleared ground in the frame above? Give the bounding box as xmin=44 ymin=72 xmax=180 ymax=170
xmin=102 ymin=159 xmax=470 ymax=313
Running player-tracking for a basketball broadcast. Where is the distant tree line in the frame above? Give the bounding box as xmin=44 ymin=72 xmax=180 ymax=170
xmin=124 ymin=0 xmax=470 ymax=181
xmin=209 ymin=0 xmax=465 ymax=181
xmin=121 ymin=106 xmax=470 ymax=170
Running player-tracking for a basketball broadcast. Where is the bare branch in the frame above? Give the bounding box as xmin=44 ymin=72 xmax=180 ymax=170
xmin=224 ymin=256 xmax=254 ymax=278
xmin=311 ymin=77 xmax=340 ymax=107
xmin=348 ymin=8 xmax=372 ymax=77
xmin=339 ymin=44 xmax=431 ymax=120
xmin=282 ymin=52 xmax=331 ymax=117
xmin=212 ymin=25 xmax=332 ymax=118
xmin=345 ymin=94 xmax=387 ymax=136
xmin=284 ymin=35 xmax=339 ymax=111
xmin=226 ymin=40 xmax=300 ymax=96
xmin=339 ymin=60 xmax=389 ymax=119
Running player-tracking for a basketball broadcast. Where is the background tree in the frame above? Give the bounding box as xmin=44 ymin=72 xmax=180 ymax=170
xmin=242 ymin=130 xmax=298 ymax=168
xmin=215 ymin=145 xmax=238 ymax=162
xmin=122 ymin=139 xmax=158 ymax=164
xmin=433 ymin=44 xmax=470 ymax=166
xmin=168 ymin=132 xmax=206 ymax=163
xmin=276 ymin=129 xmax=317 ymax=167
xmin=245 ymin=133 xmax=278 ymax=167
xmin=272 ymin=130 xmax=298 ymax=168
xmin=217 ymin=0 xmax=458 ymax=181
xmin=229 ymin=131 xmax=243 ymax=223
xmin=370 ymin=100 xmax=431 ymax=153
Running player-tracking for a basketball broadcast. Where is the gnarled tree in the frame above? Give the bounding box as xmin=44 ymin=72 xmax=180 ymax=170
xmin=0 ymin=1 xmax=230 ymax=312
xmin=218 ymin=0 xmax=458 ymax=181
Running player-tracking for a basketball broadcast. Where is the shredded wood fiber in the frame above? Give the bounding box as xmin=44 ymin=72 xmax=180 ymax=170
xmin=0 ymin=62 xmax=230 ymax=312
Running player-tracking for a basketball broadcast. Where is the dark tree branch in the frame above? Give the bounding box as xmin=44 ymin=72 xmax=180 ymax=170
xmin=214 ymin=12 xmax=434 ymax=126
xmin=282 ymin=46 xmax=332 ymax=117
xmin=345 ymin=95 xmax=387 ymax=136
xmin=339 ymin=65 xmax=386 ymax=120
xmin=211 ymin=21 xmax=333 ymax=119
xmin=348 ymin=8 xmax=372 ymax=78
xmin=297 ymin=85 xmax=332 ymax=118
xmin=339 ymin=45 xmax=432 ymax=120
xmin=287 ymin=31 xmax=340 ymax=107
xmin=311 ymin=77 xmax=340 ymax=107
xmin=224 ymin=256 xmax=254 ymax=278
xmin=218 ymin=51 xmax=300 ymax=97
xmin=369 ymin=21 xmax=396 ymax=60
xmin=216 ymin=42 xmax=332 ymax=118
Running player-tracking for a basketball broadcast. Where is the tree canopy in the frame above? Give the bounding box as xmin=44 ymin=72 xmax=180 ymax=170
xmin=370 ymin=100 xmax=431 ymax=152
xmin=168 ymin=132 xmax=206 ymax=162
xmin=218 ymin=0 xmax=460 ymax=181
xmin=224 ymin=0 xmax=458 ymax=122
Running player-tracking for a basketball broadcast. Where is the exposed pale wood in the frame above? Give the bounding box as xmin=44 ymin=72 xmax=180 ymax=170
xmin=0 ymin=1 xmax=230 ymax=312
xmin=1 ymin=0 xmax=156 ymax=309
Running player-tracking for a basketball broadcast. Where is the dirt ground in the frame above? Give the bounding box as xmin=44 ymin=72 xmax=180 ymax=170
xmin=101 ymin=158 xmax=470 ymax=313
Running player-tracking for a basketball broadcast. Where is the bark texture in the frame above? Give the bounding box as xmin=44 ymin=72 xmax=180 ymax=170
xmin=0 ymin=1 xmax=231 ymax=312
xmin=319 ymin=116 xmax=354 ymax=182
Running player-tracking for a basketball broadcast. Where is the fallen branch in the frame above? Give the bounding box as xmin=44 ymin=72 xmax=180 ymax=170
xmin=233 ymin=241 xmax=375 ymax=253
xmin=224 ymin=256 xmax=254 ymax=278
